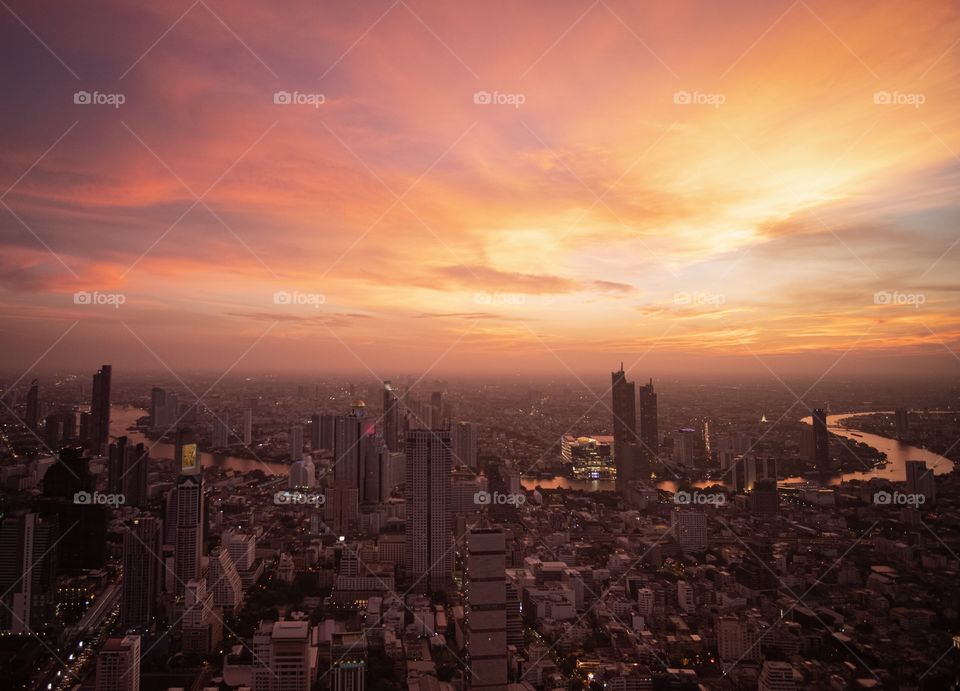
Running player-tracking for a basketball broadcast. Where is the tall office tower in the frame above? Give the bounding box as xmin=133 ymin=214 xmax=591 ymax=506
xmin=181 ymin=578 xmax=221 ymax=654
xmin=324 ymin=485 xmax=360 ymax=532
xmin=95 ymin=634 xmax=141 ymax=691
xmin=25 ymin=378 xmax=39 ymax=430
xmin=318 ymin=413 xmax=336 ymax=451
xmin=895 ymin=407 xmax=909 ymax=440
xmin=811 ymin=407 xmax=830 ymax=472
xmin=0 ymin=512 xmax=58 ymax=632
xmin=335 ymin=403 xmax=375 ymax=497
xmin=289 ymin=459 xmax=317 ymax=489
xmin=404 ymin=429 xmax=453 ymax=591
xmin=453 ymin=421 xmax=479 ymax=469
xmin=465 ymin=528 xmax=508 ymax=691
xmin=383 ymin=381 xmax=400 ymax=452
xmin=906 ymin=460 xmax=936 ymax=504
xmin=430 ymin=391 xmax=444 ymax=424
xmin=212 ymin=412 xmax=230 ymax=448
xmin=332 ymin=632 xmax=367 ymax=691
xmin=638 ymin=378 xmax=658 ymax=466
xmin=611 ymin=365 xmax=637 ymax=489
xmin=223 ymin=529 xmax=259 ymax=591
xmin=207 ymin=547 xmax=242 ymax=616
xmin=671 ymin=509 xmax=707 ymax=553
xmin=122 ymin=516 xmax=163 ymax=631
xmin=672 ymin=428 xmax=696 ymax=467
xmin=310 ymin=413 xmax=321 ymax=450
xmin=505 ymin=581 xmax=524 ymax=647
xmin=88 ymin=364 xmax=112 ymax=454
xmin=243 ymin=408 xmax=253 ymax=446
xmin=44 ymin=410 xmax=74 ymax=449
xmin=150 ymin=387 xmax=166 ymax=429
xmin=758 ymin=661 xmax=797 ymax=691
xmin=289 ymin=424 xmax=304 ymax=461
xmin=174 ymin=473 xmax=204 ymax=597
xmin=108 ymin=436 xmax=149 ymax=505
xmin=252 ymin=620 xmax=314 ymax=691
xmin=749 ymin=479 xmax=780 ymax=515
xmin=363 ymin=439 xmax=391 ymax=503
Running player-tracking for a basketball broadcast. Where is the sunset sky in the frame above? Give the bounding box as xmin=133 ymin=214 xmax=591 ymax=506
xmin=1 ymin=0 xmax=959 ymax=378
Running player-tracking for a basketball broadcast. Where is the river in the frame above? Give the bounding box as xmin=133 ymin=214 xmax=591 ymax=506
xmin=109 ymin=406 xmax=952 ymax=488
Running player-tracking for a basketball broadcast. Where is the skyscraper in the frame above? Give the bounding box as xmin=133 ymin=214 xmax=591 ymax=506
xmin=25 ymin=378 xmax=39 ymax=431
xmin=0 ymin=512 xmax=59 ymax=633
xmin=465 ymin=528 xmax=508 ymax=691
xmin=453 ymin=421 xmax=479 ymax=469
xmin=906 ymin=459 xmax=936 ymax=505
xmin=812 ymin=407 xmax=830 ymax=472
xmin=611 ymin=364 xmax=637 ymax=488
xmin=243 ymin=408 xmax=253 ymax=446
xmin=383 ymin=380 xmax=400 ymax=452
xmin=335 ymin=402 xmax=376 ymax=502
xmin=289 ymin=459 xmax=317 ymax=489
xmin=895 ymin=407 xmax=909 ymax=440
xmin=108 ymin=436 xmax=149 ymax=506
xmin=174 ymin=473 xmax=204 ymax=597
xmin=95 ymin=634 xmax=141 ymax=691
xmin=405 ymin=429 xmax=452 ymax=591
xmin=122 ymin=517 xmax=162 ymax=631
xmin=638 ymin=378 xmax=658 ymax=469
xmin=88 ymin=364 xmax=112 ymax=454
xmin=289 ymin=424 xmax=304 ymax=461
xmin=212 ymin=412 xmax=230 ymax=448
xmin=207 ymin=546 xmax=243 ymax=616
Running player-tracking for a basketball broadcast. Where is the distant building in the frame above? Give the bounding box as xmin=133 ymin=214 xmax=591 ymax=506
xmin=122 ymin=517 xmax=163 ymax=631
xmin=906 ymin=460 xmax=936 ymax=505
xmin=207 ymin=546 xmax=243 ymax=616
xmin=383 ymin=381 xmax=400 ymax=453
xmin=174 ymin=473 xmax=204 ymax=597
xmin=0 ymin=512 xmax=58 ymax=632
xmin=611 ymin=365 xmax=637 ymax=491
xmin=672 ymin=428 xmax=697 ymax=467
xmin=812 ymin=408 xmax=830 ymax=472
xmin=252 ymin=620 xmax=316 ymax=691
xmin=289 ymin=425 xmax=304 ymax=461
xmin=465 ymin=528 xmax=508 ymax=691
xmin=289 ymin=459 xmax=317 ymax=489
xmin=405 ymin=429 xmax=452 ymax=590
xmin=95 ymin=634 xmax=141 ymax=691
xmin=87 ymin=365 xmax=112 ymax=454
xmin=638 ymin=378 xmax=658 ymax=468
xmin=672 ymin=510 xmax=707 ymax=552
xmin=895 ymin=407 xmax=909 ymax=440
xmin=758 ymin=660 xmax=797 ymax=690
xmin=453 ymin=421 xmax=480 ymax=469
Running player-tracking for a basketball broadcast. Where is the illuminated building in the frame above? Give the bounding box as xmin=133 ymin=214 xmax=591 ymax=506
xmin=405 ymin=429 xmax=452 ymax=590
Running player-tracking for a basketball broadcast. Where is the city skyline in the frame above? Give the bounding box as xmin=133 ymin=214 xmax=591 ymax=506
xmin=1 ymin=0 xmax=959 ymax=376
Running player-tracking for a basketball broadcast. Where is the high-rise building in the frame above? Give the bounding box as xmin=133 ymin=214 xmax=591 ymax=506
xmin=289 ymin=459 xmax=317 ymax=489
xmin=95 ymin=634 xmax=141 ymax=691
xmin=465 ymin=528 xmax=508 ymax=691
xmin=181 ymin=578 xmax=221 ymax=654
xmin=759 ymin=661 xmax=797 ymax=691
xmin=895 ymin=407 xmax=909 ymax=440
xmin=383 ymin=381 xmax=400 ymax=453
xmin=906 ymin=459 xmax=936 ymax=505
xmin=243 ymin=408 xmax=253 ymax=446
xmin=611 ymin=365 xmax=637 ymax=489
xmin=108 ymin=436 xmax=149 ymax=506
xmin=638 ymin=378 xmax=658 ymax=468
xmin=335 ymin=403 xmax=376 ymax=502
xmin=213 ymin=412 xmax=231 ymax=448
xmin=332 ymin=632 xmax=367 ymax=691
xmin=289 ymin=424 xmax=304 ymax=461
xmin=150 ymin=387 xmax=166 ymax=429
xmin=25 ymin=378 xmax=39 ymax=431
xmin=672 ymin=509 xmax=707 ymax=552
xmin=252 ymin=620 xmax=315 ymax=691
xmin=749 ymin=479 xmax=780 ymax=515
xmin=672 ymin=428 xmax=696 ymax=467
xmin=0 ymin=512 xmax=58 ymax=632
xmin=207 ymin=546 xmax=243 ymax=616
xmin=812 ymin=407 xmax=830 ymax=472
xmin=363 ymin=439 xmax=392 ymax=503
xmin=405 ymin=429 xmax=452 ymax=591
xmin=453 ymin=421 xmax=479 ymax=469
xmin=88 ymin=364 xmax=112 ymax=454
xmin=174 ymin=473 xmax=204 ymax=597
xmin=122 ymin=517 xmax=163 ymax=631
